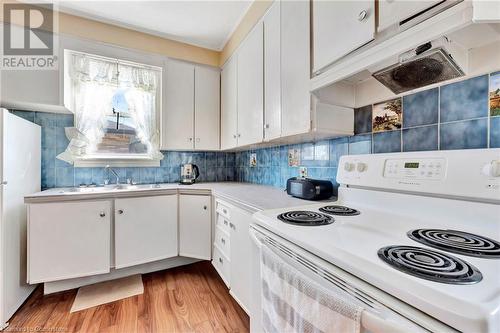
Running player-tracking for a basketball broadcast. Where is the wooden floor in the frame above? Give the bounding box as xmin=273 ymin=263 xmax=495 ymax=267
xmin=6 ymin=262 xmax=249 ymax=333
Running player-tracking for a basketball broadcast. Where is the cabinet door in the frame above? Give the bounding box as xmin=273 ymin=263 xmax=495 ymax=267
xmin=221 ymin=56 xmax=238 ymax=150
xmin=115 ymin=195 xmax=178 ymax=269
xmin=313 ymin=0 xmax=375 ymax=73
xmin=179 ymin=195 xmax=211 ymax=260
xmin=229 ymin=207 xmax=252 ymax=313
xmin=195 ymin=66 xmax=220 ymax=150
xmin=163 ymin=59 xmax=195 ymax=150
xmin=237 ymin=22 xmax=264 ymax=147
xmin=263 ymin=1 xmax=282 ymax=141
xmin=0 ymin=28 xmax=61 ymax=112
xmin=281 ymin=0 xmax=311 ymax=137
xmin=378 ymin=0 xmax=443 ymax=31
xmin=28 ymin=201 xmax=111 ymax=283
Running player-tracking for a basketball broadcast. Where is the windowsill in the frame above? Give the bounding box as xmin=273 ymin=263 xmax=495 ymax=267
xmin=74 ymin=155 xmax=161 ymax=168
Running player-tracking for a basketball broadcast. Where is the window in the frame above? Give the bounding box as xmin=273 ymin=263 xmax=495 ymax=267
xmin=59 ymin=50 xmax=163 ymax=167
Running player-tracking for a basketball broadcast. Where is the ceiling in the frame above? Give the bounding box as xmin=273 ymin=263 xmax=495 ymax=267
xmin=54 ymin=0 xmax=252 ymax=51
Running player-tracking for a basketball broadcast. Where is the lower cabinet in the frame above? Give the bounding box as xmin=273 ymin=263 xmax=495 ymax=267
xmin=28 ymin=200 xmax=111 ymax=283
xmin=115 ymin=195 xmax=178 ymax=269
xmin=179 ymin=194 xmax=212 ymax=260
xmin=212 ymin=199 xmax=252 ymax=313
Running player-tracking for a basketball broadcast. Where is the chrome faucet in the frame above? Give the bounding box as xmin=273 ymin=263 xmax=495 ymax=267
xmin=104 ymin=165 xmax=120 ymax=185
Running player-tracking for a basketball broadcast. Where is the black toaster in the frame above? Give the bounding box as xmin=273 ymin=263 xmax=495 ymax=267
xmin=286 ymin=177 xmax=336 ymax=200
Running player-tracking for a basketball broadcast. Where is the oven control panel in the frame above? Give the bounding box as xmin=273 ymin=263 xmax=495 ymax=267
xmin=383 ymin=158 xmax=446 ymax=180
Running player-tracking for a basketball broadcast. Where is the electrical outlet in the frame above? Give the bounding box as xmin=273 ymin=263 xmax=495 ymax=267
xmin=299 ymin=167 xmax=308 ymax=178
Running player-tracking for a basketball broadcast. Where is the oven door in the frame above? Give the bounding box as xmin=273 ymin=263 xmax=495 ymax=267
xmin=249 ymin=224 xmax=458 ymax=333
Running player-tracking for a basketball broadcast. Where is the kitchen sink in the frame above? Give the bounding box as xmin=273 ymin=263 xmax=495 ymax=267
xmin=58 ymin=184 xmax=163 ymax=194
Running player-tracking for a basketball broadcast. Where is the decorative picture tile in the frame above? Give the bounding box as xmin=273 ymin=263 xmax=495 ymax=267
xmin=372 ymin=98 xmax=402 ymax=133
xmin=490 ymin=71 xmax=500 ymax=117
xmin=288 ymin=148 xmax=300 ymax=167
xmin=249 ymin=153 xmax=257 ymax=167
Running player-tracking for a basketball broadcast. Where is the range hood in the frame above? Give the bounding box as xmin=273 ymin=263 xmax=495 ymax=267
xmin=372 ymin=37 xmax=467 ymax=94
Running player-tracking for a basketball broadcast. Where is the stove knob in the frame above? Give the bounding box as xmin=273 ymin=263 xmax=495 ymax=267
xmin=343 ymin=162 xmax=355 ymax=172
xmin=356 ymin=162 xmax=367 ymax=172
xmin=482 ymin=160 xmax=500 ymax=177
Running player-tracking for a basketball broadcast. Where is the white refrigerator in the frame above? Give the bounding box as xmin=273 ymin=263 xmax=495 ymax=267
xmin=0 ymin=108 xmax=40 ymax=328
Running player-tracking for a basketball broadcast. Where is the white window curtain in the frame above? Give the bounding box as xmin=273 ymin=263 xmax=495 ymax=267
xmin=57 ymin=51 xmax=163 ymax=164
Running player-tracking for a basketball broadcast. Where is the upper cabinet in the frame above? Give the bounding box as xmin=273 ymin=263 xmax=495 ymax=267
xmin=312 ymin=0 xmax=376 ymax=74
xmin=237 ymin=21 xmax=264 ymax=147
xmin=194 ymin=66 xmax=221 ymax=150
xmin=221 ymin=56 xmax=239 ymax=150
xmin=221 ymin=21 xmax=264 ymax=149
xmin=162 ymin=59 xmax=220 ymax=151
xmin=378 ymin=0 xmax=444 ymax=31
xmin=163 ymin=59 xmax=195 ymax=150
xmin=263 ymin=1 xmax=281 ymax=141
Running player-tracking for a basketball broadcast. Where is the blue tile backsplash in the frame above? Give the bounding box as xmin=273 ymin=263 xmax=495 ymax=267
xmin=10 ymin=71 xmax=499 ymax=191
xmin=11 ymin=110 xmax=235 ymax=190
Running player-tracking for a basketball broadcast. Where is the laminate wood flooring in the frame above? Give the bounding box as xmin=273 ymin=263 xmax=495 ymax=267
xmin=6 ymin=261 xmax=249 ymax=333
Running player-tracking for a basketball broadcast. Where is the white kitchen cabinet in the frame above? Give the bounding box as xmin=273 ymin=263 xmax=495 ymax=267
xmin=0 ymin=28 xmax=65 ymax=113
xmin=378 ymin=0 xmax=443 ymax=31
xmin=163 ymin=60 xmax=220 ymax=151
xmin=163 ymin=59 xmax=195 ymax=150
xmin=194 ymin=66 xmax=220 ymax=150
xmin=280 ymin=0 xmax=311 ymax=137
xmin=313 ymin=0 xmax=375 ymax=73
xmin=263 ymin=1 xmax=282 ymax=141
xmin=179 ymin=194 xmax=212 ymax=260
xmin=28 ymin=201 xmax=111 ymax=283
xmin=229 ymin=205 xmax=253 ymax=313
xmin=221 ymin=56 xmax=238 ymax=150
xmin=114 ymin=195 xmax=178 ymax=269
xmin=237 ymin=21 xmax=264 ymax=147
xmin=263 ymin=0 xmax=311 ymax=138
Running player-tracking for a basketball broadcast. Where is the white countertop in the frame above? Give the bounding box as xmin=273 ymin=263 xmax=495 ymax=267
xmin=24 ymin=182 xmax=332 ymax=212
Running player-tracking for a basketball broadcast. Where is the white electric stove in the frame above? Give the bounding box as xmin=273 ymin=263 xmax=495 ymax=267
xmin=250 ymin=149 xmax=500 ymax=333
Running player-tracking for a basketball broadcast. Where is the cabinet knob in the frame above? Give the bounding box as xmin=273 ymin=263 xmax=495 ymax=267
xmin=223 ymin=220 xmax=228 ymax=225
xmin=229 ymin=222 xmax=235 ymax=230
xmin=237 ymin=134 xmax=241 ymax=138
xmin=189 ymin=137 xmax=193 ymax=141
xmin=117 ymin=209 xmax=124 ymax=214
xmin=265 ymin=124 xmax=270 ymax=129
xmin=219 ymin=257 xmax=223 ymax=264
xmin=99 ymin=212 xmax=106 ymax=218
xmin=221 ymin=238 xmax=226 ymax=244
xmin=203 ymin=205 xmax=207 ymax=210
xmin=233 ymin=134 xmax=237 ymax=139
xmin=358 ymin=10 xmax=368 ymax=21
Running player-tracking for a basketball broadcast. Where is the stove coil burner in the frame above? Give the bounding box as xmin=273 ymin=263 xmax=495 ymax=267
xmin=378 ymin=245 xmax=482 ymax=284
xmin=277 ymin=211 xmax=333 ymax=226
xmin=319 ymin=205 xmax=360 ymax=216
xmin=408 ymin=229 xmax=500 ymax=258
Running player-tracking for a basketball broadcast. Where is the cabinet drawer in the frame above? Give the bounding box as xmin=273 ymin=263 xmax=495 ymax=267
xmin=214 ymin=226 xmax=230 ymax=257
xmin=216 ymin=214 xmax=231 ymax=234
xmin=212 ymin=245 xmax=230 ymax=287
xmin=216 ymin=200 xmax=231 ymax=219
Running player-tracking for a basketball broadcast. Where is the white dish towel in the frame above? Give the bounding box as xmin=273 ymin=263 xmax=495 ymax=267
xmin=260 ymin=243 xmax=363 ymax=333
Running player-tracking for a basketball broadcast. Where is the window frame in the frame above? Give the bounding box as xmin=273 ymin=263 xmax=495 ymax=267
xmin=64 ymin=49 xmax=163 ymax=167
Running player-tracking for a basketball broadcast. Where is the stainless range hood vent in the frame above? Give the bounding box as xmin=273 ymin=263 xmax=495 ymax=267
xmin=372 ymin=37 xmax=466 ymax=94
